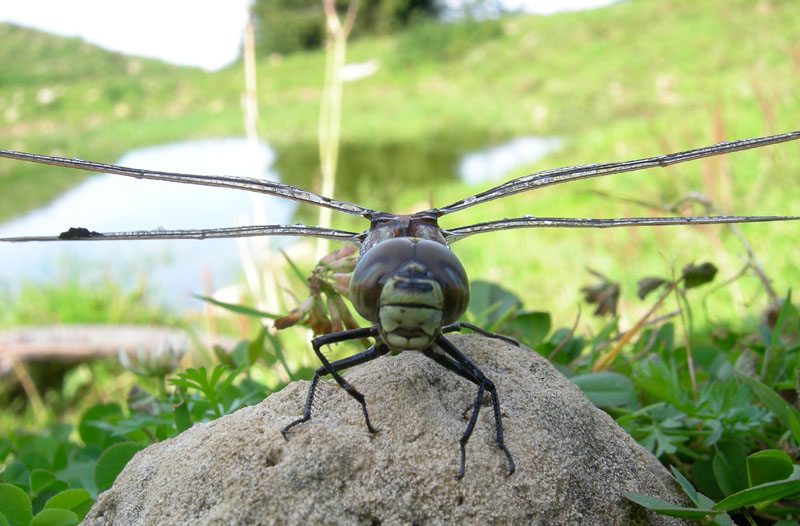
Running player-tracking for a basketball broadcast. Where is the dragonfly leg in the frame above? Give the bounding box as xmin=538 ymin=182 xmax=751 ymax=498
xmin=441 ymin=321 xmax=520 ymax=347
xmin=282 ymin=326 xmax=386 ymax=438
xmin=422 ymin=337 xmax=515 ymax=479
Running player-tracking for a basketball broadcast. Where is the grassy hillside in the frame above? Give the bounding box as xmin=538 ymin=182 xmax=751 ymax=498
xmin=0 ymin=0 xmax=798 ymax=328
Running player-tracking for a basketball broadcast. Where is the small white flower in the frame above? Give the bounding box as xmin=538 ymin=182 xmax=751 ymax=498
xmin=119 ymin=335 xmax=187 ymax=377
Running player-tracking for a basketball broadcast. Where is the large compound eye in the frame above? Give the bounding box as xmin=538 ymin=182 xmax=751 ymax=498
xmin=414 ymin=240 xmax=469 ymax=324
xmin=349 ymin=238 xmax=414 ymax=322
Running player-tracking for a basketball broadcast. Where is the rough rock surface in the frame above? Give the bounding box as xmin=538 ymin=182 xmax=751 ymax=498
xmin=82 ymin=335 xmax=691 ymax=525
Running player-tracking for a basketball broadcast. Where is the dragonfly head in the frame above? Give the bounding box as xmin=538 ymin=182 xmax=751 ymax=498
xmin=349 ymin=237 xmax=469 ymax=351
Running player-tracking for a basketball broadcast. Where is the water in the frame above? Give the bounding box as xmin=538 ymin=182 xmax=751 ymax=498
xmin=457 ymin=136 xmax=561 ymax=185
xmin=0 ymin=137 xmax=295 ymax=308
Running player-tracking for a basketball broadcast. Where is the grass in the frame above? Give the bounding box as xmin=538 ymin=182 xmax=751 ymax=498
xmin=0 ymin=275 xmax=176 ymax=328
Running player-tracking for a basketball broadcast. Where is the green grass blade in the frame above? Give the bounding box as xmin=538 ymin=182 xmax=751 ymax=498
xmin=713 ymin=479 xmax=800 ymax=512
xmin=624 ymin=492 xmax=719 ymax=519
xmin=279 ymin=249 xmax=310 ymax=282
xmin=193 ymin=295 xmax=279 ymax=319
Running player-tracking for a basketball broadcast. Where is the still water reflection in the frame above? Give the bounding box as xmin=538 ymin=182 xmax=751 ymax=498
xmin=0 ymin=138 xmax=294 ymax=308
xmin=458 ymin=136 xmax=561 ymax=184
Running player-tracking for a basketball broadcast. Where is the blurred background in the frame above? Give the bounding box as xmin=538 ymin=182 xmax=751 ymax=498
xmin=0 ymin=0 xmax=799 ymax=484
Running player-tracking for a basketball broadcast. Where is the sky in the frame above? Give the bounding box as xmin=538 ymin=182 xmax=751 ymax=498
xmin=0 ymin=0 xmax=252 ymax=71
xmin=0 ymin=0 xmax=618 ymax=71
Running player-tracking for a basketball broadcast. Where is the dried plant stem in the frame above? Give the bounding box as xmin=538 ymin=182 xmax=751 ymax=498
xmin=242 ymin=14 xmax=259 ymax=148
xmin=593 ymin=311 xmax=680 ymax=353
xmin=592 ymin=281 xmax=677 ymax=372
xmin=12 ymin=358 xmax=45 ymax=423
xmin=316 ymin=0 xmax=358 ymax=260
xmin=237 ymin=8 xmax=287 ymax=320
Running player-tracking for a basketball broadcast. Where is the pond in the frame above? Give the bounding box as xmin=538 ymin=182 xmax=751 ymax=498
xmin=458 ymin=136 xmax=561 ymax=185
xmin=0 ymin=135 xmax=560 ymax=310
xmin=0 ymin=138 xmax=294 ymax=308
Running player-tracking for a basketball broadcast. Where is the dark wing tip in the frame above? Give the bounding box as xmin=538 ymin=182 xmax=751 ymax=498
xmin=58 ymin=227 xmax=104 ymax=240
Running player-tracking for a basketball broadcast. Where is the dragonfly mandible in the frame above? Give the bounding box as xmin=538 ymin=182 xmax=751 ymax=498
xmin=1 ymin=130 xmax=799 ymax=478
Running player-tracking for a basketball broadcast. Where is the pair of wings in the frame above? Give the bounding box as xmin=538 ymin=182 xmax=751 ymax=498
xmin=1 ymin=130 xmax=799 ymax=247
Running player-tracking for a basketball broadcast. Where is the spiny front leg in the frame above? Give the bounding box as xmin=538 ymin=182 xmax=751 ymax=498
xmin=458 ymin=379 xmax=488 ymax=479
xmin=442 ymin=341 xmax=515 ymax=477
xmin=282 ymin=326 xmax=385 ymax=438
xmin=424 ymin=338 xmax=515 ymax=479
xmin=281 ymin=368 xmax=322 ymax=439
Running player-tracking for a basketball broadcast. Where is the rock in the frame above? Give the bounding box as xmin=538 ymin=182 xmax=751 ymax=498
xmin=82 ymin=334 xmax=691 ymax=526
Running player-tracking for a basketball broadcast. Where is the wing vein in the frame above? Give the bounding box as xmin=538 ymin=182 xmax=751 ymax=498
xmin=0 ymin=150 xmax=375 ymax=218
xmin=1 ymin=224 xmax=362 ymax=244
xmin=444 ymin=215 xmax=800 ymax=242
xmin=434 ymin=131 xmax=800 ymax=215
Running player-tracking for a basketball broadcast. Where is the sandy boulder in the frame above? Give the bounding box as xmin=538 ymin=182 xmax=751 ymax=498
xmin=82 ymin=334 xmax=691 ymax=525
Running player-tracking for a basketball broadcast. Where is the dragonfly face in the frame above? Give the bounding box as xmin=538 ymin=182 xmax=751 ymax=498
xmin=349 ymin=237 xmax=469 ymax=351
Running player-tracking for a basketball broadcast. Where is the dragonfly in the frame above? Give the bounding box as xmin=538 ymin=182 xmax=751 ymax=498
xmin=1 ymin=130 xmax=799 ymax=479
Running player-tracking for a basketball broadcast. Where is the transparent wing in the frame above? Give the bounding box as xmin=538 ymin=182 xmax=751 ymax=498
xmin=0 ymin=150 xmax=376 ymax=218
xmin=444 ymin=215 xmax=800 ymax=243
xmin=434 ymin=131 xmax=800 ymax=216
xmin=1 ymin=224 xmax=362 ymax=245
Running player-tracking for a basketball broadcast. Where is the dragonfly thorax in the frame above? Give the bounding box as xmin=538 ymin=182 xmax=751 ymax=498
xmin=349 ymin=237 xmax=470 ymax=351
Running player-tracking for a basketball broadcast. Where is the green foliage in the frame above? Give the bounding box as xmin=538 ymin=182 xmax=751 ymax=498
xmin=0 ymin=331 xmax=303 ymax=511
xmin=466 ymin=280 xmax=522 ymax=330
xmin=94 ymin=443 xmax=144 ymax=493
xmin=0 ymin=273 xmax=175 ymax=328
xmin=193 ymin=295 xmax=279 ymax=320
xmin=251 ymin=0 xmax=440 ymax=55
xmin=394 ymin=17 xmax=504 ymax=65
xmin=467 ymin=278 xmax=800 ymax=522
xmin=570 ymin=372 xmax=635 ymax=409
xmin=169 ymin=365 xmax=245 ymax=419
xmin=251 ymin=0 xmax=326 ymax=55
xmin=0 ymin=484 xmax=32 ymax=526
xmin=0 ymin=428 xmax=94 ymax=525
xmin=747 ymin=450 xmax=794 ymax=488
xmin=615 ymin=288 xmax=800 ymax=523
xmin=627 ymin=465 xmax=800 ymax=524
xmin=351 ymin=0 xmax=440 ymax=34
